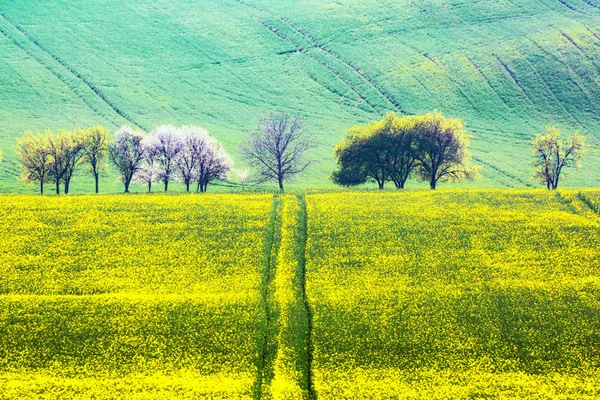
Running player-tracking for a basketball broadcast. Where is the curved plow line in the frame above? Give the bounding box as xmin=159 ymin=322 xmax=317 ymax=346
xmin=258 ymin=20 xmax=379 ymax=113
xmin=233 ymin=0 xmax=407 ymax=115
xmin=0 ymin=9 xmax=148 ymax=131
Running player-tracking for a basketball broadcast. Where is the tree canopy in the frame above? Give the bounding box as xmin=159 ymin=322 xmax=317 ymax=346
xmin=532 ymin=126 xmax=586 ymax=190
xmin=332 ymin=111 xmax=479 ymax=190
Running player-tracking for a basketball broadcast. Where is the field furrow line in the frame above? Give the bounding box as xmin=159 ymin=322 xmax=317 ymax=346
xmin=554 ymin=0 xmax=590 ymax=15
xmin=257 ymin=20 xmax=379 ymax=113
xmin=0 ymin=25 xmax=110 ymax=124
xmin=0 ymin=9 xmax=148 ymax=131
xmin=233 ymin=0 xmax=406 ymax=115
xmin=525 ymin=38 xmax=589 ymax=126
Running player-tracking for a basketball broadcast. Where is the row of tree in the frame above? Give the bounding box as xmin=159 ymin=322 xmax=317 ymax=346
xmin=332 ymin=112 xmax=480 ymax=190
xmin=16 ymin=125 xmax=233 ymax=195
xmin=10 ymin=111 xmax=587 ymax=194
xmin=331 ymin=111 xmax=586 ymax=190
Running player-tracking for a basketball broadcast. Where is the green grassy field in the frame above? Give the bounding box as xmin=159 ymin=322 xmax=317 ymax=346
xmin=1 ymin=0 xmax=600 ymax=192
xmin=1 ymin=190 xmax=600 ymax=398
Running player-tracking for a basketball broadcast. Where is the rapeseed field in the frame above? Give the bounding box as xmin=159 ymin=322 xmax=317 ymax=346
xmin=306 ymin=190 xmax=600 ymax=398
xmin=0 ymin=194 xmax=274 ymax=398
xmin=1 ymin=190 xmax=600 ymax=399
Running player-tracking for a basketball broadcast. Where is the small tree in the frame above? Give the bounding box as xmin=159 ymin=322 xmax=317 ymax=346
xmin=109 ymin=126 xmax=145 ymax=193
xmin=82 ymin=126 xmax=109 ymax=194
xmin=332 ymin=130 xmax=387 ymax=189
xmin=532 ymin=126 xmax=586 ymax=190
xmin=152 ymin=125 xmax=184 ymax=192
xmin=241 ymin=112 xmax=315 ymax=191
xmin=235 ymin=168 xmax=250 ymax=191
xmin=16 ymin=131 xmax=51 ymax=195
xmin=195 ymin=139 xmax=233 ymax=193
xmin=47 ymin=130 xmax=72 ymax=195
xmin=415 ymin=111 xmax=479 ymax=190
xmin=61 ymin=130 xmax=86 ymax=195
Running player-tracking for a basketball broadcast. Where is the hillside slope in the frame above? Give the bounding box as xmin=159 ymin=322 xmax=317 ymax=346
xmin=0 ymin=0 xmax=599 ymax=191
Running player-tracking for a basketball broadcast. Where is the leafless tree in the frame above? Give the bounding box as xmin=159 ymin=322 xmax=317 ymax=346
xmin=241 ymin=112 xmax=315 ymax=191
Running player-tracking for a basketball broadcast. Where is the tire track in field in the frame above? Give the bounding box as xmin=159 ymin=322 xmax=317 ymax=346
xmin=298 ymin=195 xmax=315 ymax=400
xmin=233 ymin=0 xmax=409 ymax=115
xmin=254 ymin=195 xmax=281 ymax=400
xmin=555 ymin=0 xmax=590 ymax=15
xmin=0 ymin=9 xmax=148 ymax=131
xmin=581 ymin=0 xmax=600 ymax=10
xmin=525 ymin=38 xmax=588 ymax=127
xmin=258 ymin=20 xmax=379 ymax=113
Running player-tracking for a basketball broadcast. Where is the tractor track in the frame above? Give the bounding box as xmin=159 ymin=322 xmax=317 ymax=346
xmin=0 ymin=9 xmax=147 ymax=131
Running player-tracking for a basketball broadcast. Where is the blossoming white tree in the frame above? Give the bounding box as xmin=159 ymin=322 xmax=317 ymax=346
xmin=133 ymin=135 xmax=160 ymax=193
xmin=108 ymin=126 xmax=146 ymax=193
xmin=193 ymin=133 xmax=233 ymax=193
xmin=152 ymin=125 xmax=184 ymax=192
xmin=176 ymin=126 xmax=210 ymax=192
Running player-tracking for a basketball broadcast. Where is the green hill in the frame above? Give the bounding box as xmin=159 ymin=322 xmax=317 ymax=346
xmin=1 ymin=0 xmax=600 ymax=192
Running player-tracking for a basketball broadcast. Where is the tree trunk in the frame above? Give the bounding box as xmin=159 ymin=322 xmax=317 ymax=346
xmin=378 ymin=181 xmax=384 ymax=190
xmin=55 ymin=180 xmax=60 ymax=195
xmin=148 ymin=181 xmax=152 ymax=193
xmin=64 ymin=179 xmax=70 ymax=195
xmin=124 ymin=179 xmax=130 ymax=193
xmin=94 ymin=173 xmax=99 ymax=194
xmin=278 ymin=177 xmax=284 ymax=191
xmin=196 ymin=181 xmax=201 ymax=193
xmin=430 ymin=180 xmax=437 ymax=190
xmin=185 ymin=182 xmax=190 ymax=192
xmin=164 ymin=180 xmax=169 ymax=192
xmin=40 ymin=180 xmax=44 ymax=195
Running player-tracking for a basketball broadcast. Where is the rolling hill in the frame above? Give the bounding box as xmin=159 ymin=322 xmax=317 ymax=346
xmin=1 ymin=0 xmax=600 ymax=192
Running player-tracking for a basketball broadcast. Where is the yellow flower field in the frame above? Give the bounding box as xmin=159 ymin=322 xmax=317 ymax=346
xmin=2 ymin=190 xmax=600 ymax=399
xmin=0 ymin=194 xmax=274 ymax=399
xmin=305 ymin=190 xmax=600 ymax=398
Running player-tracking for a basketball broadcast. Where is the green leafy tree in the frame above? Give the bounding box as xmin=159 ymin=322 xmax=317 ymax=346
xmin=16 ymin=131 xmax=52 ymax=195
xmin=414 ymin=111 xmax=480 ymax=190
xmin=332 ymin=113 xmax=421 ymax=190
xmin=532 ymin=126 xmax=585 ymax=190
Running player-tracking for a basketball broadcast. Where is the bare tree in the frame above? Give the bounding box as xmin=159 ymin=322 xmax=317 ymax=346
xmin=82 ymin=126 xmax=109 ymax=194
xmin=16 ymin=131 xmax=51 ymax=195
xmin=152 ymin=125 xmax=184 ymax=192
xmin=532 ymin=126 xmax=586 ymax=190
xmin=109 ymin=126 xmax=146 ymax=193
xmin=241 ymin=112 xmax=315 ymax=191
